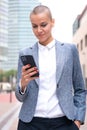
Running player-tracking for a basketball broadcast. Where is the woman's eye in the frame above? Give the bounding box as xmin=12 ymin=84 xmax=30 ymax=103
xmin=32 ymin=25 xmax=37 ymax=28
xmin=32 ymin=23 xmax=48 ymax=29
xmin=41 ymin=23 xmax=48 ymax=27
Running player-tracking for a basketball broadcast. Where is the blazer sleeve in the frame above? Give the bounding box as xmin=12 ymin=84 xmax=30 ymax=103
xmin=72 ymin=44 xmax=86 ymax=124
xmin=15 ymin=51 xmax=29 ymax=102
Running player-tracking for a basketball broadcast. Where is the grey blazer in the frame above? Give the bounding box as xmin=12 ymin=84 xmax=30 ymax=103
xmin=15 ymin=40 xmax=86 ymax=123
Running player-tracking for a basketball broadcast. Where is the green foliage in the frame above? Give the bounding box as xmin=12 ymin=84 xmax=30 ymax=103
xmin=0 ymin=70 xmax=4 ymax=82
xmin=0 ymin=69 xmax=17 ymax=82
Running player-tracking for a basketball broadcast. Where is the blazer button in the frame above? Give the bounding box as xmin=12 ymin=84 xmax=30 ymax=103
xmin=36 ymin=86 xmax=38 ymax=88
xmin=57 ymin=84 xmax=59 ymax=88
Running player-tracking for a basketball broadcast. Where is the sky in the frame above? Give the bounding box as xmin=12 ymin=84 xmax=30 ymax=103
xmin=39 ymin=0 xmax=87 ymax=43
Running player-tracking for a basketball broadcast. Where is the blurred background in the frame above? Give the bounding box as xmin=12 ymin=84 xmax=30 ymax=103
xmin=0 ymin=0 xmax=87 ymax=130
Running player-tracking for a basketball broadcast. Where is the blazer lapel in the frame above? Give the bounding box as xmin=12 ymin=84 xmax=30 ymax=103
xmin=56 ymin=41 xmax=66 ymax=84
xmin=32 ymin=41 xmax=66 ymax=85
xmin=32 ymin=43 xmax=39 ymax=85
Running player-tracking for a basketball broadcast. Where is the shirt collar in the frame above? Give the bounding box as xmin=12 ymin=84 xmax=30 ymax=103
xmin=38 ymin=39 xmax=55 ymax=50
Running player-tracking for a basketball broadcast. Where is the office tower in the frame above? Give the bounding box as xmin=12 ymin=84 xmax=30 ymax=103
xmin=0 ymin=0 xmax=8 ymax=63
xmin=1 ymin=0 xmax=40 ymax=70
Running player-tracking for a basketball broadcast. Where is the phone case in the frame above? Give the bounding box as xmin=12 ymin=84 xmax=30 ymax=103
xmin=21 ymin=55 xmax=39 ymax=77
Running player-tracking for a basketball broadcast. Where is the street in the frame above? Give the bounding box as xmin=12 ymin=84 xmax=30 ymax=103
xmin=0 ymin=91 xmax=21 ymax=130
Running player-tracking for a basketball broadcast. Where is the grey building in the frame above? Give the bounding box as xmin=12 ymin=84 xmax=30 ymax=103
xmin=0 ymin=0 xmax=8 ymax=63
xmin=72 ymin=5 xmax=87 ymax=89
xmin=1 ymin=0 xmax=40 ymax=70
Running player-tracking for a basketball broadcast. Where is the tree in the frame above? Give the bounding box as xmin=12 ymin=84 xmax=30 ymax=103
xmin=0 ymin=69 xmax=17 ymax=82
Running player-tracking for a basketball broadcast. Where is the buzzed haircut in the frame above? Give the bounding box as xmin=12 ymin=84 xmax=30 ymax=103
xmin=30 ymin=5 xmax=52 ymax=20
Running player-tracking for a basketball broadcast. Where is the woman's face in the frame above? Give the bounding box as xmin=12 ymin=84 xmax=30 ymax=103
xmin=30 ymin=12 xmax=54 ymax=46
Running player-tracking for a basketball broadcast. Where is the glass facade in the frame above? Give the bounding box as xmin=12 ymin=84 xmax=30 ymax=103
xmin=1 ymin=0 xmax=40 ymax=70
xmin=73 ymin=16 xmax=80 ymax=35
xmin=0 ymin=0 xmax=8 ymax=62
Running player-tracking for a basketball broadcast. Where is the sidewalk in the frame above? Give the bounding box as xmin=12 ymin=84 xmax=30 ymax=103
xmin=80 ymin=99 xmax=87 ymax=130
xmin=0 ymin=92 xmax=21 ymax=130
xmin=0 ymin=102 xmax=21 ymax=130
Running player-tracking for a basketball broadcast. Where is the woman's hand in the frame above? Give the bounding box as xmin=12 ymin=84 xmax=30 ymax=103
xmin=21 ymin=64 xmax=39 ymax=92
xmin=74 ymin=120 xmax=81 ymax=129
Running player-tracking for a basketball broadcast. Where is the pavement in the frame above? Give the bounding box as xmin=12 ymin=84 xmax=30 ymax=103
xmin=0 ymin=92 xmax=87 ymax=130
xmin=0 ymin=91 xmax=21 ymax=130
xmin=80 ymin=103 xmax=87 ymax=130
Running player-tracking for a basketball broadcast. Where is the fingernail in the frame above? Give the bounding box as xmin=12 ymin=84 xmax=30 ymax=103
xmin=28 ymin=64 xmax=30 ymax=67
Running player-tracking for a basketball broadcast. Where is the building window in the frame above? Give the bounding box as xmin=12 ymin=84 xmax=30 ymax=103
xmin=73 ymin=17 xmax=79 ymax=35
xmin=77 ymin=43 xmax=79 ymax=51
xmin=82 ymin=64 xmax=85 ymax=78
xmin=80 ymin=39 xmax=83 ymax=51
xmin=85 ymin=34 xmax=87 ymax=47
xmin=85 ymin=78 xmax=87 ymax=89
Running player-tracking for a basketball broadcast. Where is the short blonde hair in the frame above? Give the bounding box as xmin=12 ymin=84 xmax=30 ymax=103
xmin=30 ymin=5 xmax=52 ymax=20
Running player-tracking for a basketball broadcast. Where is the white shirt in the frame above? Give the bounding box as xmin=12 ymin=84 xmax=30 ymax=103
xmin=34 ymin=39 xmax=64 ymax=118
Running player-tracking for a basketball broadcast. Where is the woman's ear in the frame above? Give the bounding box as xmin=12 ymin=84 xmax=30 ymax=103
xmin=52 ymin=18 xmax=55 ymax=27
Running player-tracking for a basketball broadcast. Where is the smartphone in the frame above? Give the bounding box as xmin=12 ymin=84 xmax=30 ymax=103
xmin=21 ymin=55 xmax=39 ymax=77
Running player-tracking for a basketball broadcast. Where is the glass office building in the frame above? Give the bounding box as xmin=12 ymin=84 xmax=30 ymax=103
xmin=0 ymin=0 xmax=8 ymax=63
xmin=1 ymin=0 xmax=40 ymax=70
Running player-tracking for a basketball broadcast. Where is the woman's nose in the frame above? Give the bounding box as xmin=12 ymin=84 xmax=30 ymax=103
xmin=37 ymin=26 xmax=42 ymax=33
